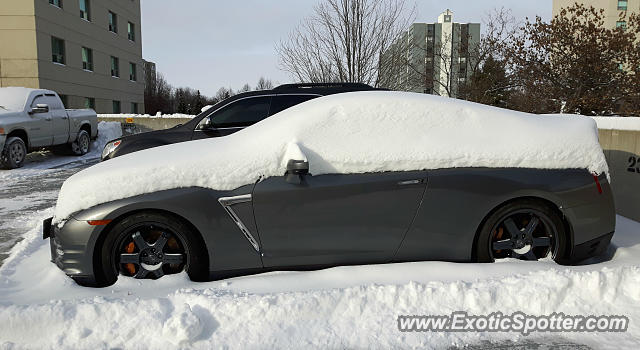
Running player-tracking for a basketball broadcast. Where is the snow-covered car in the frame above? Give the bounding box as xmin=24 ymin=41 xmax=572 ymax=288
xmin=0 ymin=87 xmax=98 ymax=169
xmin=44 ymin=91 xmax=616 ymax=287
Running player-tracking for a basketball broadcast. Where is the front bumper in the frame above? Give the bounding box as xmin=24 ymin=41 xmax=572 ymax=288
xmin=44 ymin=217 xmax=101 ymax=283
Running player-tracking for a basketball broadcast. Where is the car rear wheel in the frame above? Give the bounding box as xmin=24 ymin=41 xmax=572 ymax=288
xmin=70 ymin=130 xmax=90 ymax=156
xmin=1 ymin=137 xmax=27 ymax=169
xmin=475 ymin=199 xmax=568 ymax=264
xmin=96 ymin=212 xmax=208 ymax=287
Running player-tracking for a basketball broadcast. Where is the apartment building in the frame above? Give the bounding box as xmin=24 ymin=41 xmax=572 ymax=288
xmin=553 ymin=0 xmax=639 ymax=29
xmin=381 ymin=10 xmax=480 ymax=98
xmin=0 ymin=0 xmax=144 ymax=113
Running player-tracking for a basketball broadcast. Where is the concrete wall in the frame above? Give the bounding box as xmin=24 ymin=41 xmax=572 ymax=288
xmin=98 ymin=117 xmax=193 ymax=135
xmin=0 ymin=0 xmax=40 ymax=88
xmin=599 ymin=129 xmax=640 ymax=221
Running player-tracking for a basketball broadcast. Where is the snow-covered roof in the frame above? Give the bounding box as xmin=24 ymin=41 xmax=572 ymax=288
xmin=0 ymin=87 xmax=57 ymax=113
xmin=53 ymin=91 xmax=608 ymax=222
xmin=0 ymin=87 xmax=37 ymax=112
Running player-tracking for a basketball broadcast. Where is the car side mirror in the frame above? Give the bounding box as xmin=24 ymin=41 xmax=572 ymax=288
xmin=29 ymin=104 xmax=49 ymax=114
xmin=197 ymin=117 xmax=215 ymax=130
xmin=285 ymin=159 xmax=309 ymax=184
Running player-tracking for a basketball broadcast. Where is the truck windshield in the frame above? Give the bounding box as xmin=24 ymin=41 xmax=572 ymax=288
xmin=0 ymin=88 xmax=31 ymax=112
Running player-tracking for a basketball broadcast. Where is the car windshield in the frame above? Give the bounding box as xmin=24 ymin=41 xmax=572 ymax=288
xmin=0 ymin=88 xmax=30 ymax=112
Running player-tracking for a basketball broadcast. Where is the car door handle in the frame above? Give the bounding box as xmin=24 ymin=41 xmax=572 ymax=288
xmin=397 ymin=179 xmax=424 ymax=186
xmin=61 ymin=116 xmax=68 ymax=120
xmin=45 ymin=117 xmax=52 ymax=121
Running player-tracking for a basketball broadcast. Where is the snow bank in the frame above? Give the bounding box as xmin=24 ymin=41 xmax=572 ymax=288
xmin=99 ymin=113 xmax=195 ymax=119
xmin=592 ymin=117 xmax=640 ymax=131
xmin=54 ymin=92 xmax=608 ymax=223
xmin=1 ymin=214 xmax=640 ymax=349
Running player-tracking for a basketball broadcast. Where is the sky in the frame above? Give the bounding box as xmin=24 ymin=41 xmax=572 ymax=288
xmin=140 ymin=0 xmax=552 ymax=97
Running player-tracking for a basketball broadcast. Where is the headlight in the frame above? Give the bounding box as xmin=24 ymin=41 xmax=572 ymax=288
xmin=102 ymin=139 xmax=122 ymax=160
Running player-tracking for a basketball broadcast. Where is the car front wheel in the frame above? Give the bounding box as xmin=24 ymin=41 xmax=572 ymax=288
xmin=1 ymin=137 xmax=27 ymax=169
xmin=94 ymin=212 xmax=208 ymax=287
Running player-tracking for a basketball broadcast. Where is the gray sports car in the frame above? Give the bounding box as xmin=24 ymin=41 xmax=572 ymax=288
xmin=43 ymin=92 xmax=616 ymax=287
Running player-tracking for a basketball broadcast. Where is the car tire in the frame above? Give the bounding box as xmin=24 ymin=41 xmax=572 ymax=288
xmin=70 ymin=130 xmax=90 ymax=156
xmin=475 ymin=199 xmax=569 ymax=264
xmin=94 ymin=212 xmax=208 ymax=287
xmin=0 ymin=137 xmax=27 ymax=169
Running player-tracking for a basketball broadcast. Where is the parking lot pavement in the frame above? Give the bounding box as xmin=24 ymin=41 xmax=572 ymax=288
xmin=0 ymin=155 xmax=96 ymax=265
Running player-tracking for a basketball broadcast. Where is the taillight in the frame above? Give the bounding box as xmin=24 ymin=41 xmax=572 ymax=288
xmin=593 ymin=175 xmax=603 ymax=194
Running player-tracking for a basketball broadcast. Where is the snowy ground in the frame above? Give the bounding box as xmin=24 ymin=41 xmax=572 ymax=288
xmin=0 ymin=122 xmax=121 ymax=263
xmin=0 ymin=211 xmax=638 ymax=348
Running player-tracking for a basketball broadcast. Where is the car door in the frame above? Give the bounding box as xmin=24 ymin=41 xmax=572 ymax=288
xmin=252 ymin=170 xmax=427 ymax=267
xmin=27 ymin=95 xmax=54 ymax=147
xmin=48 ymin=94 xmax=70 ymax=145
xmin=191 ymin=96 xmax=272 ymax=140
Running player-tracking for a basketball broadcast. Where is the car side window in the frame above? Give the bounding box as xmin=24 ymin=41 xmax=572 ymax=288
xmin=31 ymin=96 xmax=47 ymax=108
xmin=269 ymin=95 xmax=320 ymax=116
xmin=205 ymin=96 xmax=272 ymax=129
xmin=45 ymin=95 xmax=64 ymax=110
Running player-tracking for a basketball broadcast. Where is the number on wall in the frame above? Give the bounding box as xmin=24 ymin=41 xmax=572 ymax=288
xmin=629 ymin=156 xmax=638 ymax=173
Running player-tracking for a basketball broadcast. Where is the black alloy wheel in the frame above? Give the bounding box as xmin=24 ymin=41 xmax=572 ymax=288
xmin=95 ymin=212 xmax=209 ymax=287
xmin=489 ymin=210 xmax=558 ymax=261
xmin=475 ymin=199 xmax=568 ymax=264
xmin=116 ymin=224 xmax=187 ymax=279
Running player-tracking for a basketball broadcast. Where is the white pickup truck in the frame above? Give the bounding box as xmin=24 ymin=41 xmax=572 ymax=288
xmin=0 ymin=87 xmax=98 ymax=169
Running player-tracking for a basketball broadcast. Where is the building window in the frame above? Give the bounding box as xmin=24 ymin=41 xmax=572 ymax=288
xmin=49 ymin=0 xmax=62 ymax=8
xmin=113 ymin=100 xmax=121 ymax=114
xmin=131 ymin=102 xmax=138 ymax=114
xmin=84 ymin=97 xmax=95 ymax=110
xmin=51 ymin=37 xmax=65 ymax=64
xmin=108 ymin=11 xmax=118 ymax=33
xmin=128 ymin=22 xmax=136 ymax=41
xmin=616 ymin=21 xmax=627 ymax=29
xmin=82 ymin=47 xmax=93 ymax=71
xmin=110 ymin=56 xmax=120 ymax=77
xmin=444 ymin=15 xmax=452 ymax=23
xmin=618 ymin=0 xmax=628 ymax=11
xmin=129 ymin=62 xmax=137 ymax=81
xmin=79 ymin=0 xmax=90 ymax=21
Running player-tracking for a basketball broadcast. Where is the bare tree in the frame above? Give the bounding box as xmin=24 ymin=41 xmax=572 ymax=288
xmin=277 ymin=0 xmax=414 ymax=86
xmin=238 ymin=83 xmax=252 ymax=93
xmin=255 ymin=77 xmax=274 ymax=90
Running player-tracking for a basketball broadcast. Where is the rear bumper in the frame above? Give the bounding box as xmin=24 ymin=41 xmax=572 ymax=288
xmin=0 ymin=134 xmax=6 ymax=151
xmin=44 ymin=217 xmax=100 ymax=284
xmin=569 ymin=231 xmax=614 ymax=262
xmin=562 ymin=175 xmax=616 ymax=263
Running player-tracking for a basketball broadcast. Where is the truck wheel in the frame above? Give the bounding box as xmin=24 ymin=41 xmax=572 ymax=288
xmin=1 ymin=137 xmax=27 ymax=169
xmin=70 ymin=130 xmax=90 ymax=156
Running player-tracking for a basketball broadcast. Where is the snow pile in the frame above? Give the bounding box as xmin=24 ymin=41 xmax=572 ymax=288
xmin=1 ymin=214 xmax=640 ymax=349
xmin=592 ymin=117 xmax=640 ymax=131
xmin=99 ymin=113 xmax=195 ymax=119
xmin=53 ymin=91 xmax=608 ymax=222
xmin=92 ymin=121 xmax=122 ymax=152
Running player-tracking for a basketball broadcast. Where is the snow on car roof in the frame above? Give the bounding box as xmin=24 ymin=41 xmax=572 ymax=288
xmin=0 ymin=87 xmax=37 ymax=112
xmin=53 ymin=91 xmax=608 ymax=222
